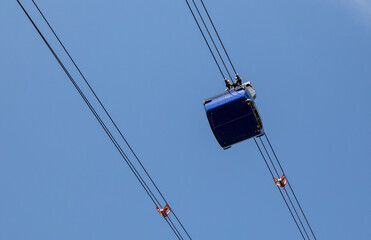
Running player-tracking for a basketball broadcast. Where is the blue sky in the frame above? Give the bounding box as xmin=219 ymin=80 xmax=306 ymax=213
xmin=1 ymin=0 xmax=371 ymax=239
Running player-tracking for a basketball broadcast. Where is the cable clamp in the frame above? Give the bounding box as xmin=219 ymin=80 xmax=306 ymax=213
xmin=156 ymin=203 xmax=172 ymax=218
xmin=273 ymin=174 xmax=288 ymax=187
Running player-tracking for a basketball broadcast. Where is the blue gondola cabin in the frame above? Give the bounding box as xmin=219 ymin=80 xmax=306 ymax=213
xmin=203 ymin=82 xmax=264 ymax=149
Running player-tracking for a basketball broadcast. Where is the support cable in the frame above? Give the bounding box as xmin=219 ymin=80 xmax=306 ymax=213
xmin=199 ymin=0 xmax=237 ymax=75
xmin=17 ymin=1 xmax=190 ymax=239
xmin=168 ymin=217 xmax=185 ymax=240
xmin=184 ymin=0 xmax=225 ymax=80
xmin=254 ymin=138 xmax=305 ymax=240
xmin=265 ymin=134 xmax=317 ymax=240
xmin=165 ymin=218 xmax=183 ymax=240
xmin=259 ymin=137 xmax=310 ymax=239
xmin=31 ymin=1 xmax=192 ymax=238
xmin=16 ymin=0 xmax=162 ymax=208
xmin=31 ymin=0 xmax=160 ymax=199
xmin=172 ymin=211 xmax=193 ymax=240
xmin=190 ymin=0 xmax=233 ymax=80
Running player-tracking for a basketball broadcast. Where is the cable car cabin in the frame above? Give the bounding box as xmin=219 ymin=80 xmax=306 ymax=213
xmin=203 ymin=83 xmax=263 ymax=149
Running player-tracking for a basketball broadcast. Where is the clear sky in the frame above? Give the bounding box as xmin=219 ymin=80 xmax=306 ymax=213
xmin=1 ymin=0 xmax=371 ymax=239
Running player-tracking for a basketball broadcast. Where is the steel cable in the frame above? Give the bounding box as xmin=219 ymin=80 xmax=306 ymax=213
xmin=199 ymin=0 xmax=237 ymax=75
xmin=165 ymin=218 xmax=183 ymax=240
xmin=168 ymin=217 xmax=185 ymax=240
xmin=254 ymin=138 xmax=305 ymax=239
xmin=190 ymin=0 xmax=233 ymax=80
xmin=184 ymin=0 xmax=225 ymax=80
xmin=16 ymin=0 xmax=162 ymax=208
xmin=30 ymin=2 xmax=192 ymax=238
xmin=17 ymin=1 xmax=190 ymax=239
xmin=259 ymin=138 xmax=310 ymax=239
xmin=265 ymin=134 xmax=317 ymax=240
xmin=31 ymin=0 xmax=168 ymax=205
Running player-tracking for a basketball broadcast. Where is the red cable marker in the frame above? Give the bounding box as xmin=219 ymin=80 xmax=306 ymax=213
xmin=274 ymin=174 xmax=288 ymax=187
xmin=157 ymin=203 xmax=172 ymax=218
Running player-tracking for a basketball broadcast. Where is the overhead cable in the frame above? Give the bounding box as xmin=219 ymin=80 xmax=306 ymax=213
xmin=190 ymin=0 xmax=233 ymax=80
xmin=185 ymin=0 xmax=239 ymax=84
xmin=259 ymin=137 xmax=310 ymax=239
xmin=30 ymin=1 xmax=193 ymax=238
xmin=184 ymin=0 xmax=226 ymax=80
xmin=199 ymin=0 xmax=237 ymax=75
xmin=264 ymin=134 xmax=317 ymax=240
xmin=254 ymin=138 xmax=306 ymax=239
xmin=17 ymin=1 xmax=191 ymax=239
